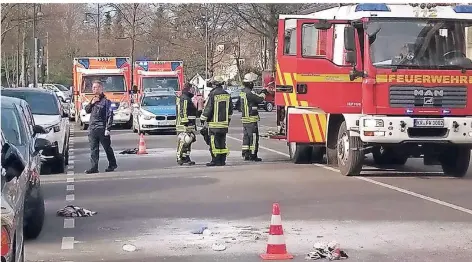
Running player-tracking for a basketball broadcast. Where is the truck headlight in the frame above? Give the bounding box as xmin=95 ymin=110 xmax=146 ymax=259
xmin=363 ymin=119 xmax=384 ymax=128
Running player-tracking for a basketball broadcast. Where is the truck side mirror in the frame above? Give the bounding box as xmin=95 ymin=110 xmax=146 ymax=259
xmin=345 ymin=51 xmax=357 ymax=65
xmin=344 ymin=26 xmax=356 ymax=52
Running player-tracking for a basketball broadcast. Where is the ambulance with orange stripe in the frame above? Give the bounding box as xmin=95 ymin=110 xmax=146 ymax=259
xmin=73 ymin=57 xmax=133 ymax=130
xmin=274 ymin=3 xmax=472 ymax=177
xmin=133 ymin=60 xmax=184 ymax=97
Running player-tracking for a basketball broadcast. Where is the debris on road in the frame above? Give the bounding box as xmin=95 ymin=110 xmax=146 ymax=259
xmin=211 ymin=243 xmax=226 ymax=251
xmin=191 ymin=226 xmax=208 ymax=234
xmin=122 ymin=244 xmax=137 ymax=252
xmin=119 ymin=148 xmax=138 ymax=154
xmin=57 ymin=205 xmax=97 ymax=217
xmin=305 ymin=241 xmax=348 ymax=260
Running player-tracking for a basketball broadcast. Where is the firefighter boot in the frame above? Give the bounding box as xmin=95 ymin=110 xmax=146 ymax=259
xmin=250 ymin=154 xmax=262 ymax=162
xmin=206 ymin=156 xmax=218 ymax=167
xmin=243 ymin=151 xmax=251 ymax=161
xmin=177 ymin=158 xmax=185 ymax=166
xmin=184 ymin=156 xmax=195 ymax=166
xmin=219 ymin=155 xmax=227 ymax=166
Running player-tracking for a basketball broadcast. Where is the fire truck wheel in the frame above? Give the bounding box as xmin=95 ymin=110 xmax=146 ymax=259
xmin=337 ymin=121 xmax=363 ymax=176
xmin=439 ymin=146 xmax=470 ymax=178
xmin=372 ymin=146 xmax=408 ymax=166
xmin=288 ymin=142 xmax=312 ymax=164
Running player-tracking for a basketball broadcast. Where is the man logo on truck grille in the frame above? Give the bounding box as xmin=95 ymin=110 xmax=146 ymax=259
xmin=423 ymin=97 xmax=434 ymax=105
xmin=413 ymin=89 xmax=444 ymax=97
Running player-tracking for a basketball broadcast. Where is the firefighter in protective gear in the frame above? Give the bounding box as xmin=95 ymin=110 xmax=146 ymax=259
xmin=176 ymin=83 xmax=198 ymax=165
xmin=200 ymin=76 xmax=233 ymax=166
xmin=240 ymin=73 xmax=268 ymax=161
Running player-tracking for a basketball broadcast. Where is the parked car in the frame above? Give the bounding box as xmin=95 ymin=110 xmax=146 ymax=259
xmin=229 ymin=87 xmax=243 ymax=111
xmin=2 ymin=88 xmax=70 ymax=173
xmin=132 ymin=90 xmax=177 ymax=134
xmin=1 ymin=96 xmax=48 ymax=240
xmin=1 ymin=126 xmax=50 ymax=262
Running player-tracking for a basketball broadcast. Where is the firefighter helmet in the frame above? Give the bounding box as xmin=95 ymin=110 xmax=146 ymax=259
xmin=243 ymin=73 xmax=258 ymax=83
xmin=179 ymin=131 xmax=195 ymax=145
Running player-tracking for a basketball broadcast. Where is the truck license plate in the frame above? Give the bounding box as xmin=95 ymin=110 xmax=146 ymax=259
xmin=413 ymin=119 xmax=444 ymax=127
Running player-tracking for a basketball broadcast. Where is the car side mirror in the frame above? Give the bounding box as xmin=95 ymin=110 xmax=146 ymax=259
xmin=33 ymin=125 xmax=47 ymax=135
xmin=34 ymin=138 xmax=52 ymax=155
xmin=1 ymin=142 xmax=26 ymax=182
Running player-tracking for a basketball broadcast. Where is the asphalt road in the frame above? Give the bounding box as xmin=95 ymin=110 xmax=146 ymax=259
xmin=25 ymin=111 xmax=472 ymax=262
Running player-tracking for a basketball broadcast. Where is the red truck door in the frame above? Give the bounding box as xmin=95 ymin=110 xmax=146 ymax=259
xmin=295 ymin=19 xmax=363 ymax=114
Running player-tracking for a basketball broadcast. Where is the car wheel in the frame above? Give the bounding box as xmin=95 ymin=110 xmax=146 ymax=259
xmin=124 ymin=116 xmax=133 ymax=129
xmin=265 ymin=102 xmax=274 ymax=112
xmin=24 ymin=188 xmax=45 ymax=240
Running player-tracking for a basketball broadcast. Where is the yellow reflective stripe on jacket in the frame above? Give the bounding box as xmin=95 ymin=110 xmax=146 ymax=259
xmin=208 ymin=122 xmax=229 ymax=128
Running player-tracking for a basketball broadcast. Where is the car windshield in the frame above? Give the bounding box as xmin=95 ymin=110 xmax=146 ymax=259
xmin=1 ymin=107 xmax=26 ymax=146
xmin=141 ymin=95 xmax=175 ymax=106
xmin=82 ymin=75 xmax=126 ymax=93
xmin=142 ymin=77 xmax=179 ymax=91
xmin=2 ymin=91 xmax=60 ymax=115
xmin=54 ymin=84 xmax=69 ymax=91
xmin=369 ymin=19 xmax=472 ymax=69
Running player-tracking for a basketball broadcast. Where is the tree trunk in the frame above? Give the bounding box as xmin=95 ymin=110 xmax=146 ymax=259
xmin=20 ymin=22 xmax=27 ymax=86
xmin=267 ymin=33 xmax=276 ymax=71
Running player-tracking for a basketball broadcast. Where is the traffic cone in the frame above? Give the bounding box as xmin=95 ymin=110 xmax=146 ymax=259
xmin=260 ymin=203 xmax=293 ymax=260
xmin=137 ymin=133 xmax=148 ymax=154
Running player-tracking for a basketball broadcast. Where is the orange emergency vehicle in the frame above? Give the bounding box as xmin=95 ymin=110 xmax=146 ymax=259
xmin=73 ymin=57 xmax=133 ymax=130
xmin=272 ymin=3 xmax=472 ymax=177
xmin=133 ymin=60 xmax=184 ymax=98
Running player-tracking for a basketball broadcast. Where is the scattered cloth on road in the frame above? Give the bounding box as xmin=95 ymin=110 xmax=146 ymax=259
xmin=57 ymin=205 xmax=97 ymax=217
xmin=122 ymin=244 xmax=137 ymax=252
xmin=191 ymin=226 xmax=208 ymax=234
xmin=305 ymin=241 xmax=348 ymax=260
xmin=119 ymin=148 xmax=138 ymax=154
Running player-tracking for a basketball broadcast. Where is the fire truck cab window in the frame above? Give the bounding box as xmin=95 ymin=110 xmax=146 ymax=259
xmin=284 ymin=20 xmax=297 ymax=55
xmin=301 ymin=24 xmax=328 ymax=57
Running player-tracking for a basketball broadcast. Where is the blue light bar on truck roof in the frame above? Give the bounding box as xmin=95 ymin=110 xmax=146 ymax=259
xmin=355 ymin=3 xmax=390 ymax=12
xmin=453 ymin=5 xmax=472 ymax=13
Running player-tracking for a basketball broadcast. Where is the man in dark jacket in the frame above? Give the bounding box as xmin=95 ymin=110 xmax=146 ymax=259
xmin=176 ymin=83 xmax=198 ymax=165
xmin=200 ymin=76 xmax=233 ymax=166
xmin=84 ymin=80 xmax=117 ymax=174
xmin=240 ymin=73 xmax=268 ymax=161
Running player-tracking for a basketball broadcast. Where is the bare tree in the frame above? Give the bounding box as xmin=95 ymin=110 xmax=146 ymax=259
xmin=109 ymin=3 xmax=151 ymax=85
xmin=230 ymin=3 xmax=312 ymax=71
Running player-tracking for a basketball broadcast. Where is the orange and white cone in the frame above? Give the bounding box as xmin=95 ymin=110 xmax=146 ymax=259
xmin=137 ymin=133 xmax=148 ymax=155
xmin=260 ymin=203 xmax=294 ymax=260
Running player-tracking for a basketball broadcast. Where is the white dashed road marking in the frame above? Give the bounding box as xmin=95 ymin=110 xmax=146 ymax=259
xmin=61 ymin=237 xmax=74 ymax=250
xmin=63 ymin=126 xmax=75 ymax=254
xmin=226 ymin=135 xmax=472 ymax=216
xmin=64 ymin=218 xmax=75 ymax=229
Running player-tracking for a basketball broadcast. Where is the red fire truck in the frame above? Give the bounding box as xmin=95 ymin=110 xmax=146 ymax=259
xmin=272 ymin=3 xmax=472 ymax=177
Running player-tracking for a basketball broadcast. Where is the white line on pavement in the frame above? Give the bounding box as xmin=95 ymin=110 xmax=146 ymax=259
xmin=61 ymin=237 xmax=74 ymax=250
xmin=66 ymin=194 xmax=75 ymax=201
xmin=67 ymin=177 xmax=74 ymax=183
xmin=67 ymin=185 xmax=74 ymax=191
xmin=226 ymin=135 xmax=472 ymax=216
xmin=64 ymin=218 xmax=75 ymax=229
xmin=67 ymin=171 xmax=74 ymax=176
